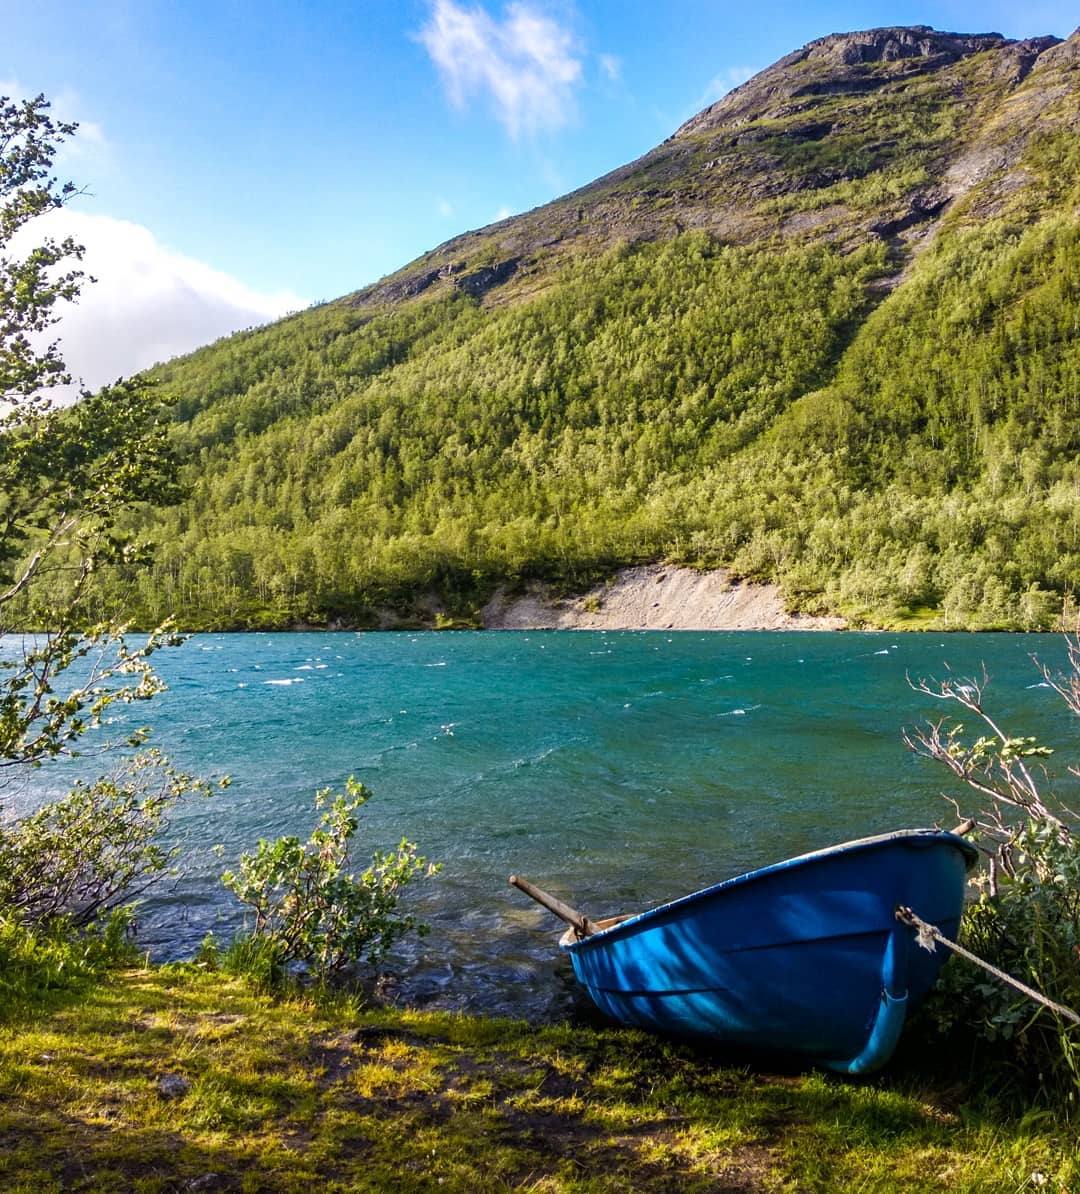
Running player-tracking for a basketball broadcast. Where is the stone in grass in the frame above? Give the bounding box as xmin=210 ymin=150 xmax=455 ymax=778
xmin=156 ymin=1072 xmax=193 ymax=1099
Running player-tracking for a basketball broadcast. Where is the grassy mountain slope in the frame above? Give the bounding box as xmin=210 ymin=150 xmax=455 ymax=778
xmin=114 ymin=26 xmax=1080 ymax=630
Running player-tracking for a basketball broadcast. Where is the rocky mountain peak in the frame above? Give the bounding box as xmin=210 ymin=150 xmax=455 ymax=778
xmin=675 ymin=26 xmax=1058 ymax=138
xmin=807 ymin=26 xmax=1008 ymax=66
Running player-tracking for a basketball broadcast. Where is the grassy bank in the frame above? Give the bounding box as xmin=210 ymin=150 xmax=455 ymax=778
xmin=0 ymin=965 xmax=1076 ymax=1193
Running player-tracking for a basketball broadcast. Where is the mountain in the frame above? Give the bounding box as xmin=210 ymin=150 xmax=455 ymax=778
xmin=122 ymin=26 xmax=1080 ymax=630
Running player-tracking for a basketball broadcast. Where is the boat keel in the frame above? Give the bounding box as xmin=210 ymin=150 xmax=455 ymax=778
xmin=825 ymin=921 xmax=910 ymax=1075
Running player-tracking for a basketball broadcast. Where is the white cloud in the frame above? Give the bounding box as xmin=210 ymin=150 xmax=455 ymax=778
xmin=418 ymin=0 xmax=583 ymax=138
xmin=436 ymin=196 xmax=455 ymax=217
xmin=493 ymin=205 xmax=513 ymax=220
xmin=12 ymin=209 xmax=306 ymax=395
xmin=691 ymin=66 xmax=757 ymax=115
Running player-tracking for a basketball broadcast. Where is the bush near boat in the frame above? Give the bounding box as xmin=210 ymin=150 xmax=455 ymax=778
xmin=907 ymin=638 xmax=1080 ymax=1112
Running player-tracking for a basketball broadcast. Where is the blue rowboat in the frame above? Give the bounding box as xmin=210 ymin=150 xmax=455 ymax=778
xmin=514 ymin=828 xmax=978 ymax=1073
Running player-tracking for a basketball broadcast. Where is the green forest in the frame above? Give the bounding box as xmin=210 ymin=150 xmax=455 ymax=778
xmin=83 ymin=34 xmax=1080 ymax=632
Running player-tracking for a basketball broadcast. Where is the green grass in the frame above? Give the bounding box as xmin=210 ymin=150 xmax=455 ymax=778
xmin=0 ymin=965 xmax=1077 ymax=1192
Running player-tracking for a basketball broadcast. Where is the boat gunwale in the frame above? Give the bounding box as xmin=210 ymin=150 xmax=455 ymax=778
xmin=560 ymin=827 xmax=978 ymax=954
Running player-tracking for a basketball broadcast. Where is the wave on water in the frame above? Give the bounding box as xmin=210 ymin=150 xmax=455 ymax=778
xmin=509 ymin=744 xmax=562 ymax=770
xmin=433 ymin=736 xmax=590 ymax=800
xmin=265 ymin=678 xmax=305 ymax=686
xmin=717 ymin=703 xmax=762 ymax=717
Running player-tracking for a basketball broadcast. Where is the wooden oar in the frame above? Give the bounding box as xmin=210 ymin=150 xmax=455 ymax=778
xmin=509 ymin=874 xmax=598 ymax=937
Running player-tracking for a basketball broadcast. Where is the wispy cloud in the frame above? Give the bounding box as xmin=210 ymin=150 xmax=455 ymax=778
xmin=598 ymin=53 xmax=621 ymax=83
xmin=691 ymin=65 xmax=756 ymax=115
xmin=418 ymin=0 xmax=583 ymax=138
xmin=51 ymin=87 xmax=108 ymax=161
xmin=0 ymin=78 xmax=108 ymax=166
xmin=0 ymin=76 xmax=26 ymax=103
xmin=13 ymin=210 xmax=305 ymax=395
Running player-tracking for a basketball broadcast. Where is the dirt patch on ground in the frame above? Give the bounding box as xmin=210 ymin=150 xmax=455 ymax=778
xmin=481 ymin=565 xmax=846 ymax=631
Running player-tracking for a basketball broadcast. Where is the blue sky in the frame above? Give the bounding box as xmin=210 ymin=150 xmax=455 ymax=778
xmin=4 ymin=1 xmax=1077 ymax=388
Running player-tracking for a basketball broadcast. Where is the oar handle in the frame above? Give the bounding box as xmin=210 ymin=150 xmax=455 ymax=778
xmin=509 ymin=874 xmax=597 ymax=937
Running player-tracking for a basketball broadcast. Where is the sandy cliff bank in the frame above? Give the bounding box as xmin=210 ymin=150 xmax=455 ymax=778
xmin=480 ymin=565 xmax=846 ymax=631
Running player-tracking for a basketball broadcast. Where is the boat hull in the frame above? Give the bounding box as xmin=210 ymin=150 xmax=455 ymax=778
xmin=560 ymin=829 xmax=978 ymax=1073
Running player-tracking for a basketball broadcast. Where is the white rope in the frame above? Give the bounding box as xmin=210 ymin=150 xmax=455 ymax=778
xmin=895 ymin=905 xmax=1080 ymax=1027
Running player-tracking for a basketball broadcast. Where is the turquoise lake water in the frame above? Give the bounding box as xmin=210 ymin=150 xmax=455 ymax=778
xmin=14 ymin=630 xmax=1075 ymax=1019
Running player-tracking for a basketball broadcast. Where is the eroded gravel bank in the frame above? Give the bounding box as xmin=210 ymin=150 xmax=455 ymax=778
xmin=481 ymin=565 xmax=846 ymax=631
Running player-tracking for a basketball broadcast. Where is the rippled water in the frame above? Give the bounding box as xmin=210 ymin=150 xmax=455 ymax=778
xmin=12 ymin=630 xmax=1072 ymax=1020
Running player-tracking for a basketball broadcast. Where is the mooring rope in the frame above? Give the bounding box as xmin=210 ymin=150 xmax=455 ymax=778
xmin=894 ymin=905 xmax=1080 ymax=1027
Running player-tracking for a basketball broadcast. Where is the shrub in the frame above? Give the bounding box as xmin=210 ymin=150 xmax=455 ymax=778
xmin=906 ymin=638 xmax=1080 ymax=1112
xmin=221 ymin=778 xmax=438 ymax=986
xmin=0 ymin=750 xmax=220 ymax=1016
xmin=0 ymin=750 xmax=217 ymax=930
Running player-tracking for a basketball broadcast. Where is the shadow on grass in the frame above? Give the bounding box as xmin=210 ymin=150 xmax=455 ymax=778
xmin=0 ymin=970 xmax=1070 ymax=1193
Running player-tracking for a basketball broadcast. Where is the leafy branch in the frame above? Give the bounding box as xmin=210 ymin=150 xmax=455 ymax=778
xmin=904 ymin=665 xmax=1073 ymax=887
